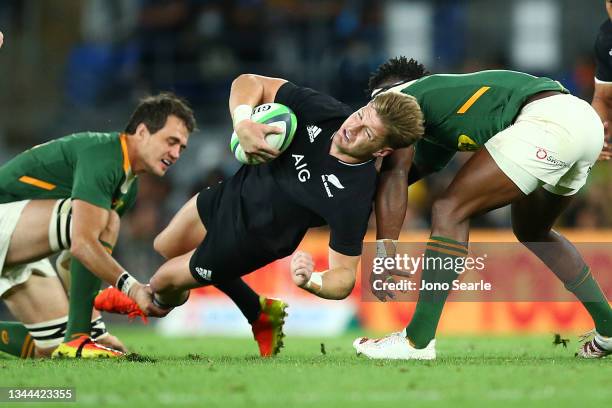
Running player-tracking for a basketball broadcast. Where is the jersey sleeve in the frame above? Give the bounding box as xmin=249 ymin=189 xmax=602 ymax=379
xmin=275 ymin=82 xmax=353 ymax=124
xmin=595 ymin=22 xmax=612 ymax=83
xmin=71 ymin=146 xmax=123 ymax=209
xmin=327 ymin=197 xmax=372 ymax=256
xmin=412 ymin=138 xmax=456 ymax=172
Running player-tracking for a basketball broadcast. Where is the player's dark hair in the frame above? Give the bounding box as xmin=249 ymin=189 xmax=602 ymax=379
xmin=125 ymin=92 xmax=196 ymax=135
xmin=368 ymin=57 xmax=430 ymax=96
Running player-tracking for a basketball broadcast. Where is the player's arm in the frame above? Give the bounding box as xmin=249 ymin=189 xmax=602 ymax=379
xmin=592 ymin=82 xmax=612 ymax=123
xmin=592 ymin=82 xmax=612 ymax=160
xmin=70 ymin=200 xmax=163 ymax=316
xmin=229 ymin=74 xmax=287 ymax=162
xmin=375 ymin=145 xmax=414 ymax=242
xmin=290 ymin=248 xmax=358 ymax=300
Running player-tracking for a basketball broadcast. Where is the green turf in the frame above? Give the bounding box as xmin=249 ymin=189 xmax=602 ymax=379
xmin=1 ymin=327 xmax=610 ymax=408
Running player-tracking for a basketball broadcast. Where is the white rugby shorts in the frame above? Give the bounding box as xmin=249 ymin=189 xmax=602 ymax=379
xmin=485 ymin=94 xmax=604 ymax=196
xmin=0 ymin=200 xmax=55 ymax=297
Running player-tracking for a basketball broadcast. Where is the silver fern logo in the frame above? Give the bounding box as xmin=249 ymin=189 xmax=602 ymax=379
xmin=321 ymin=174 xmax=345 ymax=197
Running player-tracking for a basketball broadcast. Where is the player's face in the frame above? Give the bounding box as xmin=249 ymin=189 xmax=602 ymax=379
xmin=334 ymin=104 xmax=389 ymax=161
xmin=138 ymin=115 xmax=189 ymax=176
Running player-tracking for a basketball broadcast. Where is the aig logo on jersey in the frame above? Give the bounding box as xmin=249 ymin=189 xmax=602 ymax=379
xmin=321 ymin=174 xmax=345 ymax=197
xmin=195 ymin=267 xmax=212 ymax=281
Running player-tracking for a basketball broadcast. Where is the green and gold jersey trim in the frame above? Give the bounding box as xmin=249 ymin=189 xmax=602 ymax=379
xmin=119 ymin=133 xmax=131 ymax=174
xmin=18 ymin=175 xmax=56 ymax=191
xmin=457 ymin=86 xmax=491 ymax=114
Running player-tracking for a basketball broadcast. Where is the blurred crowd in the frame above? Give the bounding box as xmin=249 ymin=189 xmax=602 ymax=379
xmin=0 ymin=0 xmax=610 ymax=281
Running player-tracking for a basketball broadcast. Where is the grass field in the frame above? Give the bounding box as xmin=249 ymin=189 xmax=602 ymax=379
xmin=2 ymin=327 xmax=611 ymax=408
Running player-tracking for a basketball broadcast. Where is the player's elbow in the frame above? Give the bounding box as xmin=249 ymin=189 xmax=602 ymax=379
xmin=332 ymin=270 xmax=356 ymax=300
xmin=232 ymin=73 xmax=258 ymax=89
xmin=69 ymin=236 xmax=94 ymax=264
xmin=153 ymin=233 xmax=170 ymax=259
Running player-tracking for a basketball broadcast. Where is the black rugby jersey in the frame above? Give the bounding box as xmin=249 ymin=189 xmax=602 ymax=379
xmin=595 ymin=19 xmax=612 ymax=83
xmin=232 ymin=82 xmax=377 ymax=257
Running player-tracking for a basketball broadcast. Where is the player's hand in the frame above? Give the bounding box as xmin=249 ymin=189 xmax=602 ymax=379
xmin=234 ymin=120 xmax=282 ymax=163
xmin=369 ymin=265 xmax=413 ymax=302
xmin=129 ymin=283 xmax=169 ymax=318
xmin=0 ymin=31 xmax=4 ymax=49
xmin=290 ymin=251 xmax=315 ymax=288
xmin=598 ymin=121 xmax=612 ymax=161
xmin=96 ymin=333 xmax=128 ymax=353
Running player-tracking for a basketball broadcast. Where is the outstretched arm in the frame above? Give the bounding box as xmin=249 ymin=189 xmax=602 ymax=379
xmin=229 ymin=74 xmax=287 ymax=162
xmin=375 ymin=146 xmax=414 ymax=241
xmin=290 ymin=248 xmax=358 ymax=300
xmin=71 ymin=200 xmax=164 ymax=316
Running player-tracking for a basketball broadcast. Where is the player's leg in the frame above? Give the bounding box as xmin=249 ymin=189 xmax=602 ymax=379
xmin=355 ymin=149 xmax=526 ymax=359
xmin=404 ymin=148 xmax=524 ymax=347
xmin=148 ymin=250 xmax=200 ymax=307
xmin=0 ymin=201 xmax=68 ymax=358
xmin=153 ymin=194 xmax=206 ymax=259
xmin=512 ymin=189 xmax=612 ymax=339
xmin=64 ymin=209 xmax=120 ymax=341
xmin=1 ymin=263 xmax=68 ymax=358
xmin=4 ymin=200 xmax=60 ymax=266
xmin=152 ymin=192 xmax=265 ymax=325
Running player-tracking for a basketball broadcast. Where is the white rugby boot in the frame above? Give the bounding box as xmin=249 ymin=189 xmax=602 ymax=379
xmin=576 ymin=330 xmax=612 ymax=359
xmin=353 ymin=329 xmax=436 ymax=360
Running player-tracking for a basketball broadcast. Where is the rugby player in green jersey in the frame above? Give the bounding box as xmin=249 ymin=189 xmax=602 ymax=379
xmin=0 ymin=93 xmax=195 ymax=358
xmin=354 ymin=57 xmax=612 ymax=359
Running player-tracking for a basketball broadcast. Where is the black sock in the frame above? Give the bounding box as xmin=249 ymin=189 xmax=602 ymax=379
xmin=215 ymin=279 xmax=261 ymax=324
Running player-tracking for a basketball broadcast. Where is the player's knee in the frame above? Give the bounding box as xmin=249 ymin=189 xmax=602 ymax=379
xmin=512 ymin=223 xmax=548 ymax=243
xmin=153 ymin=231 xmax=171 ymax=259
xmin=337 ymin=275 xmax=356 ymax=300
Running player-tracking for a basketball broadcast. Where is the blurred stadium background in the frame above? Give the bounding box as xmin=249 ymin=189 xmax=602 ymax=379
xmin=0 ymin=0 xmax=609 ymax=339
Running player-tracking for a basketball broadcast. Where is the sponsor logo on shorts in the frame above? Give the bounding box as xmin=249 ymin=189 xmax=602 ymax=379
xmin=195 ymin=267 xmax=212 ymax=281
xmin=321 ymin=174 xmax=345 ymax=198
xmin=536 ymin=148 xmax=569 ymax=168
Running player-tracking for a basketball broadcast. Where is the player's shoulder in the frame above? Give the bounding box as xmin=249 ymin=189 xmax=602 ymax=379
xmin=275 ymin=82 xmax=353 ymax=123
xmin=596 ymin=19 xmax=612 ymax=48
xmin=69 ymin=132 xmax=125 ymax=166
xmin=599 ymin=19 xmax=612 ymax=35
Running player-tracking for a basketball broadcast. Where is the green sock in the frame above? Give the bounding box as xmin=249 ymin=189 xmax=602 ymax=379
xmin=64 ymin=258 xmax=102 ymax=341
xmin=405 ymin=236 xmax=468 ymax=348
xmin=0 ymin=322 xmax=34 ymax=358
xmin=565 ymin=266 xmax=612 ymax=336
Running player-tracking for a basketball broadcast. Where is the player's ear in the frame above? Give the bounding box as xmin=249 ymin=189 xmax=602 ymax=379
xmin=373 ymin=147 xmax=394 ymax=158
xmin=135 ymin=123 xmax=151 ymax=139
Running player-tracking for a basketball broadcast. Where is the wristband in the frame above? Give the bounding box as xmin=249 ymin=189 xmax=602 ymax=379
xmin=305 ymin=272 xmax=324 ymax=293
xmin=376 ymin=239 xmax=398 ymax=258
xmin=232 ymin=104 xmax=253 ymax=127
xmin=116 ymin=271 xmax=138 ymax=296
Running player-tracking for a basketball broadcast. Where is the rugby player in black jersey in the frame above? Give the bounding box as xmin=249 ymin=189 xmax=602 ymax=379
xmin=96 ymin=74 xmax=424 ymax=356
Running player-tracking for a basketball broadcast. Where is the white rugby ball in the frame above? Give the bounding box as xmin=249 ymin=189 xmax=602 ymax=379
xmin=230 ymin=103 xmax=297 ymax=164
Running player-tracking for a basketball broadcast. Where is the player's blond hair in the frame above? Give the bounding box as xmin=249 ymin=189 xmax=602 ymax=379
xmin=371 ymin=92 xmax=424 ymax=149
